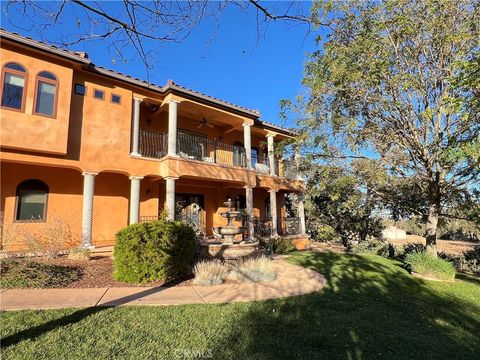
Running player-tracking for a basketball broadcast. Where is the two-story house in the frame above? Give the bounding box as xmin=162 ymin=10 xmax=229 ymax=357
xmin=0 ymin=29 xmax=307 ymax=251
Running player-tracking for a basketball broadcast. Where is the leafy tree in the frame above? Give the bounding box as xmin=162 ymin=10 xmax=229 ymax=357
xmin=296 ymin=0 xmax=480 ymax=255
xmin=304 ymin=164 xmax=384 ymax=247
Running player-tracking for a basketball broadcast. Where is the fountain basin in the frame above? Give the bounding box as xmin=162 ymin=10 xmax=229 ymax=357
xmin=201 ymin=241 xmax=264 ymax=259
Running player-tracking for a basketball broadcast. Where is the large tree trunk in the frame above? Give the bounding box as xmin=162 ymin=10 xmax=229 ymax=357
xmin=425 ymin=200 xmax=440 ymax=257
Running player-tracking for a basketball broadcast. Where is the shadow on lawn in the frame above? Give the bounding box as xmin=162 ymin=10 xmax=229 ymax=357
xmin=2 ymin=252 xmax=479 ymax=359
xmin=0 ymin=277 xmax=185 ymax=348
xmin=456 ymin=272 xmax=480 ymax=286
xmin=206 ymin=252 xmax=480 ymax=359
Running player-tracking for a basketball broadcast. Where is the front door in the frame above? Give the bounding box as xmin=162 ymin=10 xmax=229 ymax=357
xmin=175 ymin=193 xmax=206 ymax=234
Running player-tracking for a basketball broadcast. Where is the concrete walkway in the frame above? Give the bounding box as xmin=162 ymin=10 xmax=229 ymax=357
xmin=0 ymin=259 xmax=325 ymax=311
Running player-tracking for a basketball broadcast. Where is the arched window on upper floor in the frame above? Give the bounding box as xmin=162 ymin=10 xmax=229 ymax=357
xmin=34 ymin=71 xmax=58 ymax=117
xmin=1 ymin=62 xmax=28 ymax=111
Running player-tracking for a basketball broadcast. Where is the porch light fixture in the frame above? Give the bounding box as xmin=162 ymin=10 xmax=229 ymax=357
xmin=146 ymin=117 xmax=152 ymax=126
xmin=146 ymin=189 xmax=151 ymax=196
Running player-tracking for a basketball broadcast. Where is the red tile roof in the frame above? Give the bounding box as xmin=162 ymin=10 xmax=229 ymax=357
xmin=0 ymin=28 xmax=296 ymax=136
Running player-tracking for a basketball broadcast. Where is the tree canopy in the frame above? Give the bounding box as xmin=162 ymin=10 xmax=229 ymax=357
xmin=295 ymin=0 xmax=480 ymax=254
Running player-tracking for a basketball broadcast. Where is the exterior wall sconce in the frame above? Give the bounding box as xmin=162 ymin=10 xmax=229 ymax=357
xmin=146 ymin=117 xmax=152 ymax=126
xmin=146 ymin=189 xmax=152 ymax=196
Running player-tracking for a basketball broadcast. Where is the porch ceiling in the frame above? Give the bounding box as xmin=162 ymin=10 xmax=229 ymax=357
xmin=174 ymin=175 xmax=247 ymax=189
xmin=154 ymin=99 xmax=246 ymax=131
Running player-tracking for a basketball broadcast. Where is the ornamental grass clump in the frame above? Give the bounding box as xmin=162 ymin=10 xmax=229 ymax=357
xmin=405 ymin=251 xmax=456 ymax=281
xmin=192 ymin=260 xmax=228 ymax=286
xmin=192 ymin=256 xmax=277 ymax=285
xmin=231 ymin=256 xmax=277 ymax=283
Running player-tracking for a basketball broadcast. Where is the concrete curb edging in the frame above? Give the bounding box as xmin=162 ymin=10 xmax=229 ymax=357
xmin=0 ymin=260 xmax=326 ymax=311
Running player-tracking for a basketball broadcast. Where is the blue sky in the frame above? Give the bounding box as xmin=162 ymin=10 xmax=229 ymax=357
xmin=1 ymin=1 xmax=318 ymax=128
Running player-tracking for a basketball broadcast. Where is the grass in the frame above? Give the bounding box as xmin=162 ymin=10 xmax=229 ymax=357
xmin=0 ymin=259 xmax=81 ymax=288
xmin=1 ymin=252 xmax=480 ymax=359
xmin=406 ymin=251 xmax=456 ymax=281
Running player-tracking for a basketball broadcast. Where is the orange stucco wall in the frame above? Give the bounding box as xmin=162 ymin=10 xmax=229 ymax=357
xmin=1 ymin=39 xmax=302 ymax=250
xmin=0 ymin=165 xmax=290 ymax=249
xmin=0 ymin=43 xmax=73 ymax=154
xmin=1 ymin=163 xmax=83 ymax=250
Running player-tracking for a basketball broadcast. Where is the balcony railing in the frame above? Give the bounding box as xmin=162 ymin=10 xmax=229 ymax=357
xmin=277 ymin=217 xmax=301 ymax=236
xmin=139 ymin=215 xmax=162 ymax=222
xmin=139 ymin=130 xmax=246 ymax=167
xmin=278 ymin=159 xmax=300 ymax=179
xmin=139 ymin=130 xmax=167 ymax=159
xmin=177 ymin=131 xmax=247 ymax=168
xmin=253 ymin=154 xmax=271 ymax=174
xmin=138 ymin=130 xmax=300 ymax=179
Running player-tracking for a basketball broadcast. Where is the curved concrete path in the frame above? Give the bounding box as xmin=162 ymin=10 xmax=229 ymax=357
xmin=0 ymin=259 xmax=325 ymax=311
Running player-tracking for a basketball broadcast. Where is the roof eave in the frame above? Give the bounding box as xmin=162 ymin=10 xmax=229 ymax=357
xmin=0 ymin=29 xmax=91 ymax=65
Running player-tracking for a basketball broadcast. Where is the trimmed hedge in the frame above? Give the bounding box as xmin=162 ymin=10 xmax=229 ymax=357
xmin=113 ymin=219 xmax=197 ymax=283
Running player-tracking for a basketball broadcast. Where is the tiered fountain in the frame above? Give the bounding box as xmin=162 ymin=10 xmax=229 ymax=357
xmin=201 ymin=198 xmax=260 ymax=259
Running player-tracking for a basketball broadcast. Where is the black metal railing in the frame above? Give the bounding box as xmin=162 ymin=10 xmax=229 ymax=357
xmin=138 ymin=130 xmax=300 ymax=179
xmin=139 ymin=215 xmax=162 ymax=222
xmin=253 ymin=154 xmax=271 ymax=174
xmin=177 ymin=131 xmax=246 ymax=168
xmin=252 ymin=155 xmax=300 ymax=179
xmin=176 ymin=213 xmax=206 ymax=235
xmin=139 ymin=130 xmax=167 ymax=159
xmin=278 ymin=217 xmax=301 ymax=236
xmin=278 ymin=159 xmax=299 ymax=179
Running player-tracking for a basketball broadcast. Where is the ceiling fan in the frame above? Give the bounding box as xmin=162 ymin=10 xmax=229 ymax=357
xmin=194 ymin=117 xmax=215 ymax=129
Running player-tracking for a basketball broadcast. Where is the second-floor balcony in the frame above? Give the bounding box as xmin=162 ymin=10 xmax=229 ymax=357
xmin=138 ymin=129 xmax=301 ymax=179
xmin=139 ymin=129 xmax=246 ymax=168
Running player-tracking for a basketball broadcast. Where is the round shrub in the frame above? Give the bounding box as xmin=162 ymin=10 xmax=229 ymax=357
xmin=440 ymin=248 xmax=480 ymax=276
xmin=350 ymin=239 xmax=389 ymax=256
xmin=113 ymin=219 xmax=198 ymax=283
xmin=272 ymin=238 xmax=297 ymax=254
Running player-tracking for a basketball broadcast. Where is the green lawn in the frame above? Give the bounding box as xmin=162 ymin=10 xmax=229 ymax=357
xmin=2 ymin=252 xmax=479 ymax=359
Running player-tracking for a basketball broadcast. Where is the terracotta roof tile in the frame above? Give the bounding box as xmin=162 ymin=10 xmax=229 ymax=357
xmin=0 ymin=27 xmax=296 ymax=136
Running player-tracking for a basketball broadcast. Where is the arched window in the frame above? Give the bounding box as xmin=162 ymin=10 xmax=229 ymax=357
xmin=34 ymin=71 xmax=58 ymax=117
xmin=15 ymin=180 xmax=49 ymax=222
xmin=1 ymin=62 xmax=27 ymax=111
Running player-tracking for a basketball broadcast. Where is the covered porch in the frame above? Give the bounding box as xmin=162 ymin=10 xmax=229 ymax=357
xmin=134 ymin=177 xmax=306 ymax=241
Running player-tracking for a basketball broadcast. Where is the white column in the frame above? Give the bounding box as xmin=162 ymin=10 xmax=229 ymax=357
xmin=245 ymin=185 xmax=254 ymax=240
xmin=168 ymin=100 xmax=179 ymax=157
xmin=165 ymin=176 xmax=177 ymax=221
xmin=129 ymin=176 xmax=143 ymax=224
xmin=298 ymin=192 xmax=306 ymax=235
xmin=243 ymin=123 xmax=252 ymax=169
xmin=131 ymin=97 xmax=142 ymax=156
xmin=267 ymin=134 xmax=276 ymax=176
xmin=269 ymin=189 xmax=278 ymax=237
xmin=81 ymin=172 xmax=98 ymax=248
